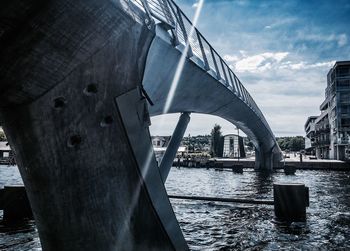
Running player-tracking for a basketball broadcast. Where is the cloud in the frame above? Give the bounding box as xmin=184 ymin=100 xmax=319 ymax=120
xmin=223 ymin=54 xmax=239 ymax=62
xmin=279 ymin=60 xmax=335 ymax=70
xmin=264 ymin=17 xmax=298 ymax=30
xmin=296 ymin=31 xmax=348 ymax=48
xmin=224 ymin=51 xmax=289 ymax=72
xmin=223 ymin=51 xmax=334 ymax=73
xmin=338 ymin=34 xmax=347 ymax=47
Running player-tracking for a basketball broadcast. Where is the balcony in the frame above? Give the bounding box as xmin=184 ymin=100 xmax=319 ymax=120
xmin=314 ymin=139 xmax=330 ymax=146
xmin=320 ymin=99 xmax=329 ymax=111
xmin=334 ymin=138 xmax=350 ymax=145
xmin=315 ymin=126 xmax=330 ymax=133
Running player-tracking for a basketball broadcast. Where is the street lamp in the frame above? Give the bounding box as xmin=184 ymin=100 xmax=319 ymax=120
xmin=237 ymin=126 xmax=240 ymax=163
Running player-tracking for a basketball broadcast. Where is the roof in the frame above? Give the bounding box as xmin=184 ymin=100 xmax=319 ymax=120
xmin=304 ymin=116 xmax=318 ymax=129
xmin=0 ymin=141 xmax=11 ymax=151
xmin=153 ymin=146 xmax=186 ymax=152
xmin=327 ymin=61 xmax=350 ymax=75
xmin=223 ymin=134 xmax=240 ymax=137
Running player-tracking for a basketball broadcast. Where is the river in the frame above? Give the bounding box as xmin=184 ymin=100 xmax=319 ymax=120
xmin=1 ymin=165 xmax=350 ymax=250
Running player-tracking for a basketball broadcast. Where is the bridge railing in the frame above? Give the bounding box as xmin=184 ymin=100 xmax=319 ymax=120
xmin=130 ymin=0 xmax=270 ymax=129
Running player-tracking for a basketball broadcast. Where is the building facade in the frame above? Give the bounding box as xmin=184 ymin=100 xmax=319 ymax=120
xmin=222 ymin=134 xmax=246 ymax=158
xmin=305 ymin=61 xmax=350 ymax=160
xmin=0 ymin=141 xmax=15 ymax=165
xmin=151 ymin=136 xmax=186 ymax=164
xmin=304 ymin=116 xmax=318 ymax=155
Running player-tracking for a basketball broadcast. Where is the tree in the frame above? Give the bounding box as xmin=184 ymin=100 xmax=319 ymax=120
xmin=0 ymin=129 xmax=6 ymax=141
xmin=210 ymin=124 xmax=223 ymax=157
xmin=276 ymin=136 xmax=305 ymax=151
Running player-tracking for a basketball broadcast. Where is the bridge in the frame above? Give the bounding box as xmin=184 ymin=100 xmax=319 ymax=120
xmin=137 ymin=0 xmax=281 ymax=172
xmin=0 ymin=0 xmax=281 ymax=250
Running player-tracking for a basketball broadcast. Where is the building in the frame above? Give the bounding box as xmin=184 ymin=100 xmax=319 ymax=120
xmin=0 ymin=141 xmax=15 ymax=165
xmin=304 ymin=116 xmax=318 ymax=155
xmin=151 ymin=136 xmax=186 ymax=164
xmin=305 ymin=61 xmax=350 ymax=160
xmin=151 ymin=136 xmax=171 ymax=148
xmin=222 ymin=134 xmax=246 ymax=158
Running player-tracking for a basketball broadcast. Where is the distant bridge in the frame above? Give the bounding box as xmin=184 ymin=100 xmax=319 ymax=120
xmin=0 ymin=0 xmax=281 ymax=250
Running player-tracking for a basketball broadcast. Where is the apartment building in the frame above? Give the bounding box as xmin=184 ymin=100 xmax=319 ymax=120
xmin=305 ymin=61 xmax=350 ymax=160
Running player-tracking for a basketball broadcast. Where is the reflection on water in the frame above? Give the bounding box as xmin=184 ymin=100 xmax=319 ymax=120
xmin=1 ymin=165 xmax=350 ymax=250
xmin=0 ymin=220 xmax=41 ymax=251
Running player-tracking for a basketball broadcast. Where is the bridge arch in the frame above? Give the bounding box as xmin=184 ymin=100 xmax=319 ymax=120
xmin=143 ymin=24 xmax=282 ymax=169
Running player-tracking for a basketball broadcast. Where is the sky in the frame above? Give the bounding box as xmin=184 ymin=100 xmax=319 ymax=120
xmin=150 ymin=0 xmax=350 ymax=137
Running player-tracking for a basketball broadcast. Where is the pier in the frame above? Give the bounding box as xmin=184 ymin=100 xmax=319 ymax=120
xmin=173 ymin=157 xmax=350 ymax=171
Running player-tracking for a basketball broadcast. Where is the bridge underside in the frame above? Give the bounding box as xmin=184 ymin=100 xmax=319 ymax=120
xmin=143 ymin=25 xmax=281 ymax=169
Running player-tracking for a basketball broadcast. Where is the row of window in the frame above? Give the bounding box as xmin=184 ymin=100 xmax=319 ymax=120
xmin=336 ymin=66 xmax=350 ymax=77
xmin=337 ymin=79 xmax=350 ymax=89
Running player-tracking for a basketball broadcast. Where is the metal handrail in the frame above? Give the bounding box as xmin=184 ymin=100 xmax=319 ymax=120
xmin=130 ymin=0 xmax=271 ymax=132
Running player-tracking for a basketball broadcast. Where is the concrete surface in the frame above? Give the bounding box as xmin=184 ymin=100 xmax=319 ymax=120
xmin=0 ymin=1 xmax=187 ymax=250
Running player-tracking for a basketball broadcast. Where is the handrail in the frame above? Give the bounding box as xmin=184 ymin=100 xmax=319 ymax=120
xmin=129 ymin=0 xmax=273 ymax=134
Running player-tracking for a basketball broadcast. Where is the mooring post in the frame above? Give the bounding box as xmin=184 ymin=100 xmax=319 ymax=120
xmin=159 ymin=112 xmax=191 ymax=182
xmin=0 ymin=186 xmax=33 ymax=223
xmin=283 ymin=165 xmax=296 ymax=175
xmin=232 ymin=165 xmax=243 ymax=173
xmin=273 ymin=183 xmax=309 ymax=223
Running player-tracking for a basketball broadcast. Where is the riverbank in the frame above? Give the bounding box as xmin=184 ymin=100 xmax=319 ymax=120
xmin=174 ymin=156 xmax=350 ymax=171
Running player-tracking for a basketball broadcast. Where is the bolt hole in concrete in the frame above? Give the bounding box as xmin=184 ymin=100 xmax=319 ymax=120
xmin=53 ymin=97 xmax=66 ymax=109
xmin=100 ymin=116 xmax=113 ymax=127
xmin=67 ymin=135 xmax=82 ymax=147
xmin=83 ymin=84 xmax=98 ymax=95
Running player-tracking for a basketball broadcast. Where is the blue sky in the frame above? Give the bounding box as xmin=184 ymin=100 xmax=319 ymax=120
xmin=150 ymin=0 xmax=350 ymax=137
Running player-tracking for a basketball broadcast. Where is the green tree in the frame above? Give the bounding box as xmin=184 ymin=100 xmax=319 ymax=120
xmin=210 ymin=124 xmax=223 ymax=157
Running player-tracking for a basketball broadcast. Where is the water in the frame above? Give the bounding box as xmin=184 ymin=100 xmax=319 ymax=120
xmin=0 ymin=166 xmax=41 ymax=251
xmin=1 ymin=165 xmax=350 ymax=250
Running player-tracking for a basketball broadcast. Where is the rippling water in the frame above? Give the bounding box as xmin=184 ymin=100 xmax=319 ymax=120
xmin=1 ymin=165 xmax=350 ymax=250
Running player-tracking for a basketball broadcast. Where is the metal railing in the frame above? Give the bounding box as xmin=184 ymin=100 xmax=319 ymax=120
xmin=129 ymin=0 xmax=270 ymax=129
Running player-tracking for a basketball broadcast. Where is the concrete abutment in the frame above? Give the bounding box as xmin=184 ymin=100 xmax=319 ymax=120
xmin=0 ymin=1 xmax=187 ymax=250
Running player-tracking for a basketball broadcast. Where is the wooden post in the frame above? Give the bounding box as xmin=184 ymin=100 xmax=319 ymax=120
xmin=1 ymin=186 xmax=33 ymax=223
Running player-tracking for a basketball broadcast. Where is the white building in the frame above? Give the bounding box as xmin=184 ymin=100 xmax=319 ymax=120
xmin=222 ymin=134 xmax=245 ymax=158
xmin=151 ymin=136 xmax=186 ymax=164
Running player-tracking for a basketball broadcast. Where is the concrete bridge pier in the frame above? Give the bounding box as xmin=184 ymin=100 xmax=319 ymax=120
xmin=254 ymin=145 xmax=281 ymax=170
xmin=0 ymin=1 xmax=187 ymax=250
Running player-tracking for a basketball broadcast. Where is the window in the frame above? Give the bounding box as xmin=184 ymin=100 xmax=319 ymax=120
xmin=337 ymin=80 xmax=350 ymax=88
xmin=341 ymin=118 xmax=350 ymax=127
xmin=337 ymin=66 xmax=350 ymax=77
xmin=340 ymin=93 xmax=350 ymax=103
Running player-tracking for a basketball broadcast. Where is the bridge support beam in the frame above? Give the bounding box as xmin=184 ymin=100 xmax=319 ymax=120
xmin=0 ymin=1 xmax=188 ymax=250
xmin=159 ymin=112 xmax=191 ymax=182
xmin=254 ymin=146 xmax=281 ymax=171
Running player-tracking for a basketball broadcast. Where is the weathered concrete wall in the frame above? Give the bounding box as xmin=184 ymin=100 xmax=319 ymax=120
xmin=143 ymin=25 xmax=281 ymax=169
xmin=0 ymin=1 xmax=187 ymax=250
xmin=0 ymin=0 xmax=140 ymax=106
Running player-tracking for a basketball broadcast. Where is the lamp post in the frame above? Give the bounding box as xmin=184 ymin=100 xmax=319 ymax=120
xmin=237 ymin=126 xmax=240 ymax=163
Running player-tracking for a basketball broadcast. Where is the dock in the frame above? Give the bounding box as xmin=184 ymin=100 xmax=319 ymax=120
xmin=173 ymin=156 xmax=350 ymax=171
